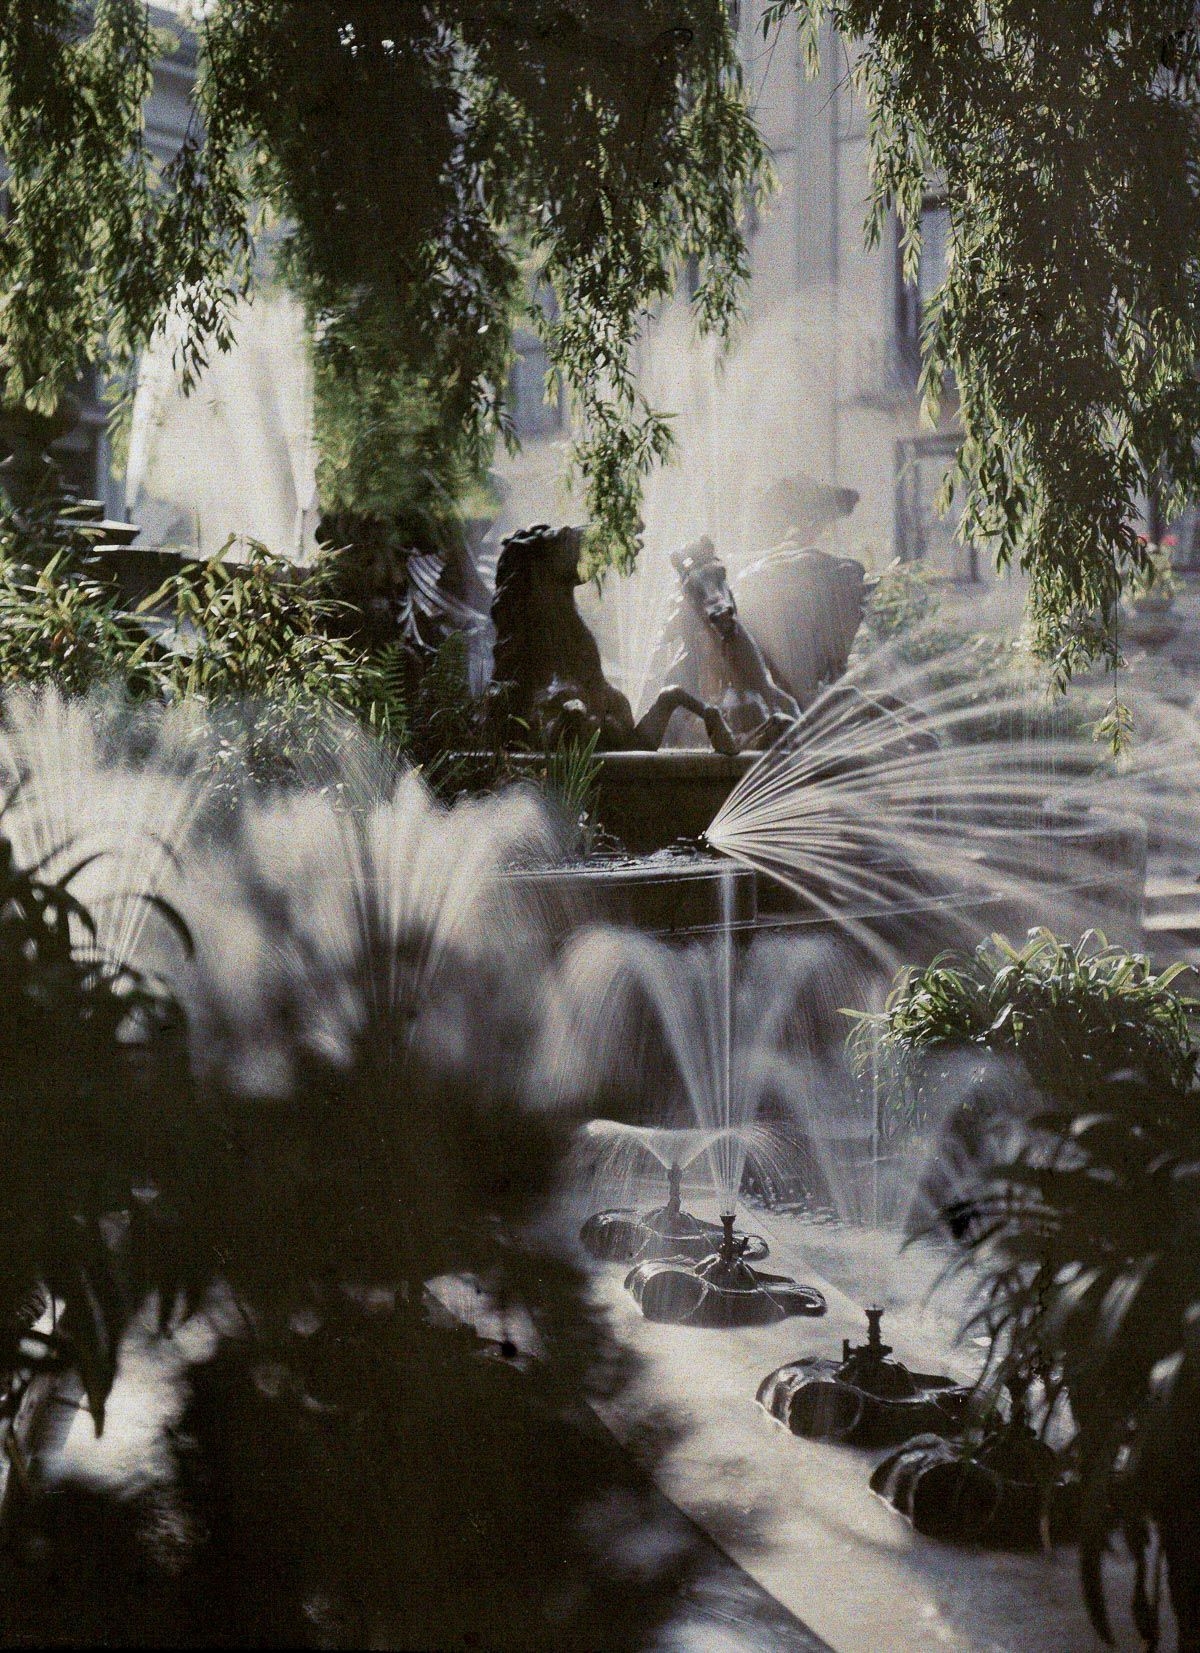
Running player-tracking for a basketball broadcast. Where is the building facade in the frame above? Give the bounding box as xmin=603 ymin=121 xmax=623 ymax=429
xmin=496 ymin=8 xmax=966 ymax=579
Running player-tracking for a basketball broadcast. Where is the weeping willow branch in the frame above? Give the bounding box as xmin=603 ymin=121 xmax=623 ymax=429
xmin=0 ymin=1 xmax=768 ymax=569
xmin=765 ymin=0 xmax=1200 ymax=677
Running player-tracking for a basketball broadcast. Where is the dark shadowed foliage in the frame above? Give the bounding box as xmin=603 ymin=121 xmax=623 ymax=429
xmin=0 ymin=799 xmax=190 ymax=1437
xmin=870 ymin=930 xmax=1200 ymax=1648
xmin=0 ymin=753 xmax=741 ymax=1647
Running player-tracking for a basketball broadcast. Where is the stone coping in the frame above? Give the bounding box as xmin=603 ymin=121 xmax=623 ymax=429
xmin=505 ymin=748 xmax=760 ymax=777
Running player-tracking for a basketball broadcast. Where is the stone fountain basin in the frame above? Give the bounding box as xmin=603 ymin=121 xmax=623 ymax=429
xmin=502 ymin=749 xmax=758 ymax=853
xmin=589 ymin=750 xmax=758 ymax=852
xmin=506 ymin=846 xmax=757 ymax=939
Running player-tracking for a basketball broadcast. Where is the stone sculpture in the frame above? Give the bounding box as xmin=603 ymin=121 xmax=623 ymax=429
xmin=488 ymin=523 xmax=736 ymax=753
xmin=660 ymin=536 xmax=803 ymax=750
xmin=751 ymin=475 xmax=860 ymax=551
xmin=733 ymin=542 xmax=867 ymax=709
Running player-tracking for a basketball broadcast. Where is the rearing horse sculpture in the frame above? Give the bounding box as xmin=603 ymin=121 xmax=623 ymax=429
xmin=488 ymin=524 xmax=736 ymax=753
xmin=660 ymin=536 xmax=802 ymax=751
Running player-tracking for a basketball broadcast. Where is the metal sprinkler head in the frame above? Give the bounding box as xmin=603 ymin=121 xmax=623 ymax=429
xmin=843 ymin=1303 xmax=892 ymax=1365
xmin=666 ymin=1161 xmax=683 ymax=1215
xmin=625 ymin=1199 xmax=826 ymax=1326
xmin=580 ymin=1163 xmax=770 ymax=1271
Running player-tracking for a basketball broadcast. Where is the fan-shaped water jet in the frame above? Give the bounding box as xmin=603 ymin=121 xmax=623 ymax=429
xmin=578 ymin=1127 xmax=770 ymax=1264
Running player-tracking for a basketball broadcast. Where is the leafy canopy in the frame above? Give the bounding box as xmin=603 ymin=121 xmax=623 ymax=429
xmin=766 ymin=0 xmax=1200 ymax=676
xmin=0 ymin=0 xmax=766 ymax=574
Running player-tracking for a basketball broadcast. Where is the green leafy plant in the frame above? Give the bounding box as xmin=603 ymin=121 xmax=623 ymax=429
xmin=856 ymin=929 xmax=1195 ymax=1128
xmin=0 ymin=1 xmax=766 ymax=574
xmin=0 ymin=803 xmax=188 ymax=1445
xmin=377 ymin=628 xmax=504 ymax=799
xmin=0 ymin=551 xmax=156 ymax=698
xmin=939 ymin=1068 xmax=1200 ymax=1649
xmin=140 ymin=540 xmax=358 ymax=704
xmin=542 ymin=727 xmax=603 ymax=851
xmin=862 ymin=928 xmax=1200 ymax=1646
xmin=858 ymin=559 xmax=940 ymax=649
xmin=357 ymin=638 xmax=411 ymax=752
xmin=0 ymin=521 xmax=506 ymax=799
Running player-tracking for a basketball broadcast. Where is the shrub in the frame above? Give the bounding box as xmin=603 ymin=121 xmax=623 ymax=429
xmin=865 ymin=929 xmax=1200 ymax=1647
xmin=859 ymin=929 xmax=1196 ymax=1118
xmin=0 ymin=519 xmax=490 ymax=795
xmin=858 ymin=558 xmax=939 ymax=648
xmin=0 ymin=552 xmax=157 ymax=698
xmin=0 ymin=803 xmax=186 ymax=1439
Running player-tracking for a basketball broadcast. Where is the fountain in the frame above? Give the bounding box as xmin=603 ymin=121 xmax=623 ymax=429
xmin=625 ymin=1210 xmax=826 ymax=1326
xmin=578 ymin=1133 xmax=769 ymax=1264
xmin=485 ymin=523 xmax=738 ymax=757
xmin=756 ymin=1305 xmax=974 ymax=1448
xmin=705 ymin=635 xmax=1150 ymax=960
xmin=4 ymin=639 xmax=1198 ymax=1648
xmin=484 ymin=519 xmax=871 ymax=855
xmin=486 ymin=516 xmax=1144 ymax=979
xmin=870 ymin=1381 xmax=1079 ymax=1547
xmin=553 ymin=911 xmax=837 ymax=1327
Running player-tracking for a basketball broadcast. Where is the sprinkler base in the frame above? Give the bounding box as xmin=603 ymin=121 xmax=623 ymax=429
xmin=757 ymin=1307 xmax=974 ymax=1448
xmin=870 ymin=1422 xmax=1078 ymax=1547
xmin=580 ymin=1162 xmax=769 ymax=1265
xmin=623 ymin=1212 xmax=826 ymax=1327
xmin=581 ymin=1204 xmax=769 ymax=1265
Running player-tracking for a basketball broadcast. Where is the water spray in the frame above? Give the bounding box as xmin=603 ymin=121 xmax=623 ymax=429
xmin=579 ymin=1157 xmax=769 ymax=1266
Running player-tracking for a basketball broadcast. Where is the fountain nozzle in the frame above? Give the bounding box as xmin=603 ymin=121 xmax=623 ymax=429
xmin=843 ymin=1304 xmax=893 ymax=1365
xmin=666 ymin=1161 xmax=683 ymax=1217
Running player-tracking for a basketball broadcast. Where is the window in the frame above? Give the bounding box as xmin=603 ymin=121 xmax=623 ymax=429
xmin=895 ymin=434 xmax=978 ymax=579
xmin=508 ymin=331 xmax=562 ymax=440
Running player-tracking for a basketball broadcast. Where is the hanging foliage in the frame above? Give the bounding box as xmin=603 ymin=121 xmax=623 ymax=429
xmin=0 ymin=0 xmax=766 ymax=572
xmin=765 ymin=0 xmax=1200 ymax=676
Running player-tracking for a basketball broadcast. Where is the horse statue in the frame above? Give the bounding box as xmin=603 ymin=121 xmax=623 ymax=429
xmin=659 ymin=537 xmax=802 ymax=751
xmin=488 ymin=523 xmax=736 ymax=753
